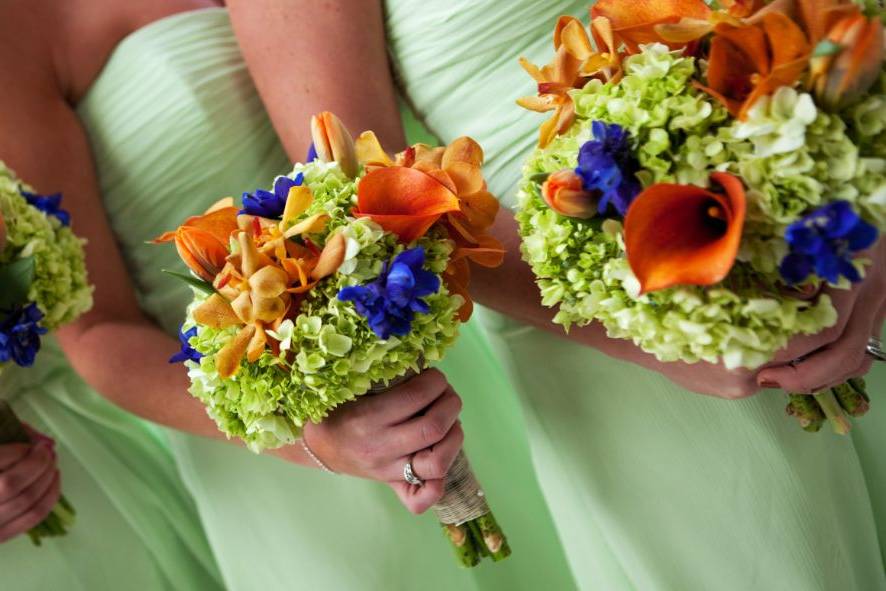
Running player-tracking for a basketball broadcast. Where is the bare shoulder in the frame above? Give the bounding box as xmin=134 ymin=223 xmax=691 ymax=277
xmin=0 ymin=0 xmax=221 ymax=103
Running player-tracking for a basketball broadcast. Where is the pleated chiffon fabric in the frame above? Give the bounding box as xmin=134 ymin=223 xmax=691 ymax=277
xmin=74 ymin=8 xmax=576 ymax=590
xmin=386 ymin=1 xmax=886 ymax=589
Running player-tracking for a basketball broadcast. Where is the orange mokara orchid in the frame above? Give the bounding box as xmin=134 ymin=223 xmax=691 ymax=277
xmin=311 ymin=111 xmax=359 ymax=179
xmin=517 ymin=16 xmax=620 ymax=148
xmin=699 ymin=12 xmax=811 ymax=119
xmin=624 ymin=172 xmax=747 ymax=294
xmin=811 ymin=11 xmax=884 ymax=110
xmin=152 ymin=201 xmax=239 ymax=282
xmin=591 ymin=0 xmax=712 ymax=53
xmin=541 ymin=169 xmax=599 ymax=219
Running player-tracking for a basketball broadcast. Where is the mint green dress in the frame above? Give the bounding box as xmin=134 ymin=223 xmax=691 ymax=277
xmin=0 ymin=342 xmax=223 ymax=590
xmin=76 ymin=8 xmax=574 ymax=590
xmin=385 ymin=1 xmax=886 ymax=589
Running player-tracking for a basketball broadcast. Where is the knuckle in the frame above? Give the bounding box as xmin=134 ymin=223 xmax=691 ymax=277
xmin=422 ymin=369 xmax=448 ymax=393
xmin=421 ymin=417 xmax=447 ymax=444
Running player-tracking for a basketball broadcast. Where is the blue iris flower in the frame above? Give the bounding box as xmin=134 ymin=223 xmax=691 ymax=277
xmin=779 ymin=200 xmax=878 ymax=285
xmin=0 ymin=303 xmax=48 ymax=367
xmin=239 ymin=173 xmax=305 ymax=219
xmin=306 ymin=143 xmax=318 ymax=163
xmin=338 ymin=247 xmax=440 ymax=340
xmin=169 ymin=325 xmax=203 ymax=364
xmin=574 ymin=121 xmax=641 ymax=217
xmin=21 ymin=189 xmax=70 ymax=226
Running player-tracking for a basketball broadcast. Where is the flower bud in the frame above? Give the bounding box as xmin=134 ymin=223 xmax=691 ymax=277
xmin=813 ymin=13 xmax=884 ymax=111
xmin=541 ymin=169 xmax=599 ymax=219
xmin=310 ymin=111 xmax=359 ymax=178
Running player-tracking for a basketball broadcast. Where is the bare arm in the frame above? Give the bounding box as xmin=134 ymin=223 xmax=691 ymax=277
xmin=0 ymin=6 xmax=467 ymax=511
xmin=228 ymin=0 xmax=768 ymax=398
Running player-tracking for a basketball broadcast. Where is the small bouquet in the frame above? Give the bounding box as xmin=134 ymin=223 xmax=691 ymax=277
xmin=0 ymin=161 xmax=92 ymax=543
xmin=155 ymin=112 xmax=509 ymax=566
xmin=516 ymin=0 xmax=884 ymax=433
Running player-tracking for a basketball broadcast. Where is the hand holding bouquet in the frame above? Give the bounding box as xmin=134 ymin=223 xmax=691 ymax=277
xmin=516 ymin=1 xmax=884 ymax=433
xmin=155 ymin=112 xmax=510 ymax=566
xmin=0 ymin=161 xmax=92 ymax=543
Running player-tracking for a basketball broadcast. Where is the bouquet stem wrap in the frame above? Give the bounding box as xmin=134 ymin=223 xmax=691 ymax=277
xmin=371 ymin=371 xmax=510 ymax=567
xmin=0 ymin=401 xmax=75 ymax=545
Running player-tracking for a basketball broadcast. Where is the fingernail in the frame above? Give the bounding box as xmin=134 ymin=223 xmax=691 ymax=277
xmin=759 ymin=379 xmax=779 ymax=389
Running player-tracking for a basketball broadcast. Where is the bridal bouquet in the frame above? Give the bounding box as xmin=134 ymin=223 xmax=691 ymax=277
xmin=155 ymin=112 xmax=509 ymax=566
xmin=516 ymin=0 xmax=884 ymax=433
xmin=0 ymin=161 xmax=91 ymax=543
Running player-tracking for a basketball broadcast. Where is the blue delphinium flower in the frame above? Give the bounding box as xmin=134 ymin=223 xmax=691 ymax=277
xmin=240 ymin=173 xmax=305 ymax=219
xmin=169 ymin=325 xmax=203 ymax=364
xmin=20 ymin=189 xmax=71 ymax=226
xmin=779 ymin=201 xmax=878 ymax=285
xmin=306 ymin=143 xmax=318 ymax=163
xmin=574 ymin=121 xmax=641 ymax=217
xmin=0 ymin=303 xmax=48 ymax=367
xmin=338 ymin=247 xmax=440 ymax=339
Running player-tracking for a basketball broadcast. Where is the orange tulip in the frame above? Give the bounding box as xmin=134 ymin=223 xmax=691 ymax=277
xmin=311 ymin=111 xmax=359 ymax=179
xmin=541 ymin=170 xmax=599 ymax=219
xmin=591 ymin=0 xmax=712 ymax=53
xmin=811 ymin=12 xmax=884 ymax=110
xmin=699 ymin=13 xmax=811 ymax=119
xmin=354 ymin=166 xmax=461 ymax=244
xmin=624 ymin=172 xmax=747 ymax=294
xmin=153 ymin=205 xmax=239 ymax=282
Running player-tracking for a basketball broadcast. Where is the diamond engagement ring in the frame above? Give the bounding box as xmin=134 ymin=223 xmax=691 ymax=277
xmin=403 ymin=459 xmax=424 ymax=487
xmin=867 ymin=337 xmax=885 ymax=362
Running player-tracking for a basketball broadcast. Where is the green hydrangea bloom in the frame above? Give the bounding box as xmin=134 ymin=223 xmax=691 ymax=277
xmin=516 ymin=44 xmax=861 ymax=370
xmin=0 ymin=162 xmax=93 ymax=330
xmin=182 ymin=162 xmax=462 ymax=452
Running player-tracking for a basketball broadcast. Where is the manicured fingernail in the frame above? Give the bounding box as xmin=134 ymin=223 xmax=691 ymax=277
xmin=759 ymin=379 xmax=779 ymax=389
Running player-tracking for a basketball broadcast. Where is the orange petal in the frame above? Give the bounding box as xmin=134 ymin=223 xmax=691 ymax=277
xmin=216 ymin=324 xmax=256 ymax=378
xmin=246 ymin=324 xmax=267 ymax=363
xmin=592 ymin=0 xmax=711 ymax=52
xmin=281 ymin=185 xmax=313 ymax=226
xmin=355 ymin=166 xmax=461 ymax=243
xmin=248 ymin=265 xmax=289 ymax=298
xmin=762 ymin=12 xmax=810 ymax=69
xmin=355 ymin=131 xmax=395 ymax=168
xmin=310 ymin=232 xmax=346 ymax=280
xmin=624 ymin=172 xmax=746 ymax=294
xmin=817 ymin=15 xmax=884 ymax=110
xmin=655 ymin=18 xmax=714 ymax=44
xmin=444 ymin=259 xmax=474 ymax=322
xmin=231 ymin=291 xmax=255 ymax=324
xmin=452 ymin=234 xmax=505 ymax=268
xmin=555 ymin=16 xmax=594 ymax=60
xmin=206 ymin=197 xmax=236 ymax=214
xmin=542 ymin=169 xmax=599 ymax=218
xmin=412 ymin=144 xmax=446 ymax=168
xmin=252 ymin=296 xmax=286 ymax=323
xmin=311 ymin=111 xmax=358 ymax=178
xmin=282 ymin=213 xmax=330 ymax=239
xmin=175 ymin=227 xmax=230 ymax=282
xmin=193 ymin=293 xmax=242 ymax=329
xmin=442 ymin=137 xmax=485 ymax=196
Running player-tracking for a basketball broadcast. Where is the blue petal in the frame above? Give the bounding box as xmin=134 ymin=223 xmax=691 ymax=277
xmin=306 ymin=143 xmax=318 ymax=163
xmin=813 ymin=247 xmax=843 ymax=284
xmin=392 ymin=247 xmax=426 ymax=272
xmin=845 ymin=218 xmax=878 ymax=252
xmin=779 ymin=252 xmax=814 ymax=285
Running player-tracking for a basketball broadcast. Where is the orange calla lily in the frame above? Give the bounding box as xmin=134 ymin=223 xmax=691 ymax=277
xmin=755 ymin=0 xmax=860 ymax=44
xmin=517 ymin=16 xmax=621 ymax=148
xmin=591 ymin=0 xmax=712 ymax=53
xmin=699 ymin=12 xmax=811 ymax=119
xmin=153 ymin=205 xmax=239 ymax=282
xmin=624 ymin=172 xmax=747 ymax=294
xmin=355 ymin=166 xmax=461 ymax=244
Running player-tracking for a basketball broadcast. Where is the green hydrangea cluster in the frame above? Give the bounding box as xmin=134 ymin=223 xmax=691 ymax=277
xmin=183 ymin=162 xmax=462 ymax=452
xmin=515 ymin=44 xmax=870 ymax=370
xmin=0 ymin=162 xmax=92 ymax=330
